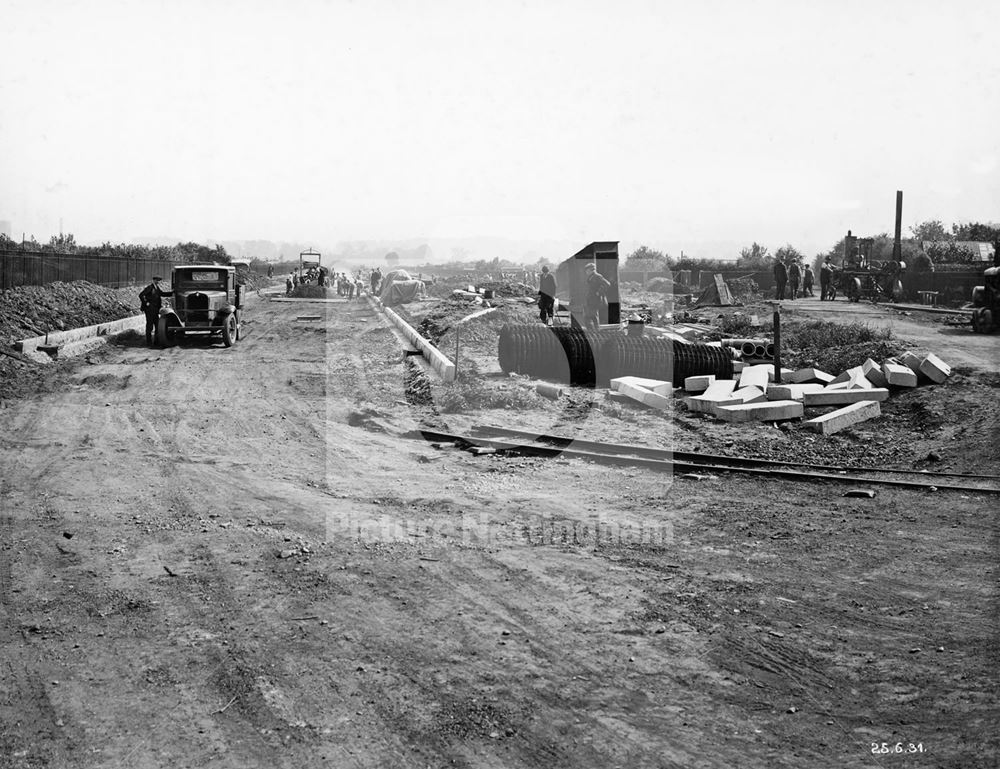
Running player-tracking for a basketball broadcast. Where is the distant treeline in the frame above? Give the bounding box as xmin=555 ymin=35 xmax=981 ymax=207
xmin=0 ymin=233 xmax=232 ymax=264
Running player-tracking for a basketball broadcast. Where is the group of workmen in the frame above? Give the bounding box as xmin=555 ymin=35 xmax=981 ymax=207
xmin=772 ymin=259 xmax=813 ymax=300
xmin=535 ymin=263 xmax=611 ymax=332
xmin=285 ymin=267 xmax=372 ymax=299
xmin=772 ymin=257 xmax=843 ymax=301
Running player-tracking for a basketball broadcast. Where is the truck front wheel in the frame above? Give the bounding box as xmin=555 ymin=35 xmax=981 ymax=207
xmin=157 ymin=316 xmax=178 ymax=347
xmin=223 ymin=314 xmax=238 ymax=347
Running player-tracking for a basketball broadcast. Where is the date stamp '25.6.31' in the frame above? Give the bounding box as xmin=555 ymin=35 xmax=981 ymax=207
xmin=871 ymin=742 xmax=925 ymax=755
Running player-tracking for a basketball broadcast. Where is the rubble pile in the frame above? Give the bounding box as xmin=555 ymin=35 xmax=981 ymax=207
xmin=0 ymin=281 xmax=139 ymax=344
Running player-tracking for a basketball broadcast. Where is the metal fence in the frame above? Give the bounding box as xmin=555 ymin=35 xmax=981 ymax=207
xmin=0 ymin=250 xmax=175 ymax=290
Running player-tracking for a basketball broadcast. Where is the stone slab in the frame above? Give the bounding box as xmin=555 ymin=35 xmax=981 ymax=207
xmin=848 ymin=373 xmax=874 ymax=390
xmin=787 ymin=367 xmax=835 ymax=385
xmin=803 ymin=388 xmax=890 ymax=406
xmin=715 ymin=399 xmax=804 ymax=422
xmin=738 ymin=364 xmax=770 ymax=389
xmin=806 ymin=400 xmax=881 ymax=435
xmin=611 ymin=376 xmax=672 ymax=397
xmin=684 ymin=375 xmax=716 ymax=393
xmin=919 ymin=353 xmax=951 ymax=384
xmin=618 ymin=382 xmax=671 ymax=411
xmin=882 ymin=361 xmax=917 ymax=388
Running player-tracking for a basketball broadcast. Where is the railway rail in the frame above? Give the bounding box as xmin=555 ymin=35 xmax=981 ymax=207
xmin=411 ymin=426 xmax=1000 ymax=495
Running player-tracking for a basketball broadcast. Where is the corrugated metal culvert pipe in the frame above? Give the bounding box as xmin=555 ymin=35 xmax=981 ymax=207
xmin=599 ymin=336 xmax=734 ymax=385
xmin=498 ymin=325 xmax=734 ymax=387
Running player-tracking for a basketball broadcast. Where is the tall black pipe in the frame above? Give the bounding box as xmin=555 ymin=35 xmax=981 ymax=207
xmin=893 ymin=190 xmax=903 ymax=261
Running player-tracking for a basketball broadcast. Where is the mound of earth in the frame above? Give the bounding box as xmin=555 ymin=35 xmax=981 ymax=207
xmin=0 ymin=280 xmax=141 ymax=345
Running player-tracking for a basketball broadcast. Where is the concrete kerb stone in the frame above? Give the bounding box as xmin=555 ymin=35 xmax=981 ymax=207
xmin=714 ymin=399 xmax=804 ymax=423
xmin=617 ymin=381 xmax=671 ymax=411
xmin=806 ymin=400 xmax=881 ymax=435
xmin=738 ymin=364 xmax=770 ymax=389
xmin=708 ymin=385 xmax=766 ymax=416
xmin=831 ymin=366 xmax=864 ymax=385
xmin=765 ymin=383 xmax=825 ymax=401
xmin=684 ymin=374 xmax=715 ymax=393
xmin=919 ymin=353 xmax=951 ymax=384
xmin=371 ymin=299 xmax=456 ymax=382
xmin=611 ymin=376 xmax=672 ymax=397
xmin=803 ymin=388 xmax=889 ymax=406
xmin=683 ymin=379 xmax=738 ymax=414
xmin=899 ymin=351 xmax=924 ymax=374
xmin=861 ymin=358 xmax=889 ymax=388
xmin=15 ymin=314 xmax=147 ymax=362
xmin=788 ymin=367 xmax=835 ymax=385
xmin=882 ymin=361 xmax=918 ymax=388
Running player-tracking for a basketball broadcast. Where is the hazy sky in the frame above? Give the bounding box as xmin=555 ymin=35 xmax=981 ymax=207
xmin=2 ymin=0 xmax=997 ymax=259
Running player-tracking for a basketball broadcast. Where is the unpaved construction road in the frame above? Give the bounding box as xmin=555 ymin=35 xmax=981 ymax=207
xmin=1 ymin=293 xmax=997 ymax=768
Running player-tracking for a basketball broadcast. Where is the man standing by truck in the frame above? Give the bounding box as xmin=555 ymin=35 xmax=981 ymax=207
xmin=139 ymin=276 xmax=171 ymax=347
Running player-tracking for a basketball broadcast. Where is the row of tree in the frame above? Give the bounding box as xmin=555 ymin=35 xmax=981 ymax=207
xmin=623 ymin=243 xmax=804 ymax=273
xmin=0 ymin=233 xmax=232 ymax=264
xmin=623 ymin=219 xmax=998 ymax=277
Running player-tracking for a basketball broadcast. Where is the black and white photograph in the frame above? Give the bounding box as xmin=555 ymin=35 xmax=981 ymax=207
xmin=1 ymin=1 xmax=998 ymax=766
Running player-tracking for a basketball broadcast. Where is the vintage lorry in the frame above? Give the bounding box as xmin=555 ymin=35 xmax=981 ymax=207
xmin=156 ymin=264 xmax=243 ymax=347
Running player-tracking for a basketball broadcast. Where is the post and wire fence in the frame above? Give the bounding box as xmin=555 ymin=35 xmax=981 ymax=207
xmin=0 ymin=250 xmax=175 ymax=291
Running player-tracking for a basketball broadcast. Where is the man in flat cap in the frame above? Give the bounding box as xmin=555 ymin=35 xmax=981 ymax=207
xmin=139 ymin=276 xmax=172 ymax=347
xmin=583 ymin=262 xmax=610 ymax=332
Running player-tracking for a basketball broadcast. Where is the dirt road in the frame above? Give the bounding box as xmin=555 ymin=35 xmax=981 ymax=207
xmin=1 ymin=293 xmax=997 ymax=768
